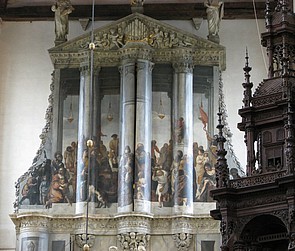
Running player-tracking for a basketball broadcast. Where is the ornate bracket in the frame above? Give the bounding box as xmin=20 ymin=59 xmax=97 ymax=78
xmin=172 ymin=233 xmax=192 ymax=251
xmin=117 ymin=232 xmax=150 ymax=251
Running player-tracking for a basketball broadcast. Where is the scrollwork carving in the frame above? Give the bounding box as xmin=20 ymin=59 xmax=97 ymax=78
xmin=219 ymin=219 xmax=236 ymax=246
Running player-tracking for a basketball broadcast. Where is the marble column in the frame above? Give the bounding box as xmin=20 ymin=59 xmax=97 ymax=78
xmin=19 ymin=218 xmax=49 ymax=251
xmin=76 ymin=61 xmax=99 ymax=214
xmin=118 ymin=60 xmax=136 ymax=213
xmin=117 ymin=47 xmax=154 ymax=214
xmin=92 ymin=70 xmax=102 ymax=145
xmin=172 ymin=54 xmax=194 ymax=214
xmin=134 ymin=59 xmax=154 ymax=213
xmin=51 ymin=69 xmax=64 ymax=158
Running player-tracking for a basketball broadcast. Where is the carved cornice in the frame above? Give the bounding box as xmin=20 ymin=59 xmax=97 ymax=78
xmin=10 ymin=213 xmax=220 ymax=235
xmin=50 ymin=47 xmax=225 ymax=69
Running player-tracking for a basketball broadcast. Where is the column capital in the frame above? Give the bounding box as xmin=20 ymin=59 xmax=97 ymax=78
xmin=172 ymin=61 xmax=194 ymax=73
xmin=137 ymin=59 xmax=154 ymax=73
xmin=119 ymin=43 xmax=154 ymax=62
xmin=172 ymin=48 xmax=194 ymax=73
xmin=79 ymin=63 xmax=101 ymax=74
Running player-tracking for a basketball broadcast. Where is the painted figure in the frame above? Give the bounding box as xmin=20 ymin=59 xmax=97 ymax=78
xmin=196 ymin=162 xmax=216 ymax=202
xmin=175 ymin=117 xmax=185 ymax=144
xmin=119 ymin=146 xmax=134 ymax=206
xmin=170 ymin=150 xmax=183 ymax=196
xmin=51 ymin=151 xmax=64 ymax=174
xmin=151 ymin=140 xmax=160 ymax=167
xmin=39 ymin=175 xmax=49 ymax=205
xmin=195 ymin=147 xmax=205 ymax=187
xmin=109 ymin=134 xmax=119 ymax=171
xmin=152 ymin=168 xmax=168 ymax=208
xmin=175 ymin=155 xmax=190 ymax=206
xmin=19 ymin=177 xmax=38 ymax=205
xmin=158 ymin=143 xmax=169 ymax=171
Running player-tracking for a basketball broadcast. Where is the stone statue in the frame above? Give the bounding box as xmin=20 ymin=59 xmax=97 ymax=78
xmin=130 ymin=0 xmax=144 ymax=7
xmin=51 ymin=0 xmax=74 ymax=43
xmin=204 ymin=0 xmax=224 ymax=42
xmin=130 ymin=0 xmax=144 ymax=13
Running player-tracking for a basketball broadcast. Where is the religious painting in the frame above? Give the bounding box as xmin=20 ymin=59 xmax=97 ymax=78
xmin=17 ymin=64 xmax=216 ymax=211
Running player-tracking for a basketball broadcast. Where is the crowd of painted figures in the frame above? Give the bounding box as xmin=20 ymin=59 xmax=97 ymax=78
xmin=19 ymin=134 xmax=218 ymax=208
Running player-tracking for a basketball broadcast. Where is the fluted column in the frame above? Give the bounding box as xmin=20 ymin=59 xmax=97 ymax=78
xmin=172 ymin=51 xmax=194 ymax=214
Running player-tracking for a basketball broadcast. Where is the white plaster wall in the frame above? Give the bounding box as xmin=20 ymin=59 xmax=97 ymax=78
xmin=0 ymin=18 xmax=267 ymax=249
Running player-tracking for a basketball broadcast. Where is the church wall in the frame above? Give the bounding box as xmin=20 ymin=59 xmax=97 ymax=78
xmin=0 ymin=19 xmax=267 ymax=250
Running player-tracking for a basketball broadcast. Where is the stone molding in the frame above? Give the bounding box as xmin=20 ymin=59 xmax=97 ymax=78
xmin=10 ymin=213 xmax=220 ymax=236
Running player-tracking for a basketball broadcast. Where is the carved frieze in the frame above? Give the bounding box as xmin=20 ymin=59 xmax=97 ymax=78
xmin=253 ymin=108 xmax=284 ymax=122
xmin=172 ymin=218 xmax=195 ymax=233
xmin=19 ymin=216 xmax=50 ymax=231
xmin=236 ymin=193 xmax=286 ymax=210
xmin=251 ymin=93 xmax=283 ymax=107
xmin=116 ymin=215 xmax=151 ymax=234
xmin=230 ymin=171 xmax=286 ymax=189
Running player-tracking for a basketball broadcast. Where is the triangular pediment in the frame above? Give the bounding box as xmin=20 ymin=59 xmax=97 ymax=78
xmin=49 ymin=12 xmax=225 ymax=69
